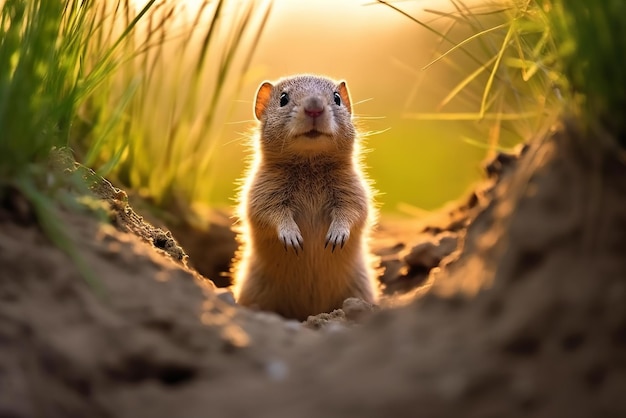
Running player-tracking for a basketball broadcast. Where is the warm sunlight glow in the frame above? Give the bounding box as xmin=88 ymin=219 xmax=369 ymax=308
xmin=115 ymin=0 xmax=512 ymax=213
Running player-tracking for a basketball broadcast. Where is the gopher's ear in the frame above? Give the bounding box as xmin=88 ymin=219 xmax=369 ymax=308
xmin=337 ymin=81 xmax=352 ymax=114
xmin=255 ymin=82 xmax=273 ymax=120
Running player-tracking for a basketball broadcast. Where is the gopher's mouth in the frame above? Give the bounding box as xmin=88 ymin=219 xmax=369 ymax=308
xmin=303 ymin=130 xmax=324 ymax=139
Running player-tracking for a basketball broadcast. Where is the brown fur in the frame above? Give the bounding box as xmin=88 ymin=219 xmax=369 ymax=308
xmin=232 ymin=75 xmax=378 ymax=321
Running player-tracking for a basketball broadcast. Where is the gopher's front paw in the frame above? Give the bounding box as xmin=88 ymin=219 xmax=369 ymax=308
xmin=278 ymin=223 xmax=304 ymax=254
xmin=325 ymin=223 xmax=350 ymax=252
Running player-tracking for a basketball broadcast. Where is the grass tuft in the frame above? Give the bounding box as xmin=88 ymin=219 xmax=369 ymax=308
xmin=80 ymin=0 xmax=273 ymax=222
xmin=539 ymin=0 xmax=626 ymax=141
xmin=0 ymin=0 xmax=158 ymax=288
xmin=378 ymin=0 xmax=565 ymax=155
xmin=382 ymin=0 xmax=626 ymax=149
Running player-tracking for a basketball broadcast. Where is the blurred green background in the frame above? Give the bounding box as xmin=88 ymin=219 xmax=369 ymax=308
xmin=197 ymin=0 xmax=527 ymax=214
xmin=40 ymin=0 xmax=557 ymax=221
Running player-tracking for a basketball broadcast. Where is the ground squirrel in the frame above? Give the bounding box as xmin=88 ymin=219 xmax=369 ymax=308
xmin=232 ymin=74 xmax=378 ymax=321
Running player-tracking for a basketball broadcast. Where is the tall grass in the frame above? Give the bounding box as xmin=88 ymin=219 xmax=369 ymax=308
xmin=382 ymin=0 xmax=626 ymax=149
xmin=538 ymin=0 xmax=626 ymax=142
xmin=0 ymin=0 xmax=81 ymax=172
xmin=0 ymin=0 xmax=157 ymax=286
xmin=79 ymin=0 xmax=272 ymax=224
xmin=378 ymin=0 xmax=564 ymax=155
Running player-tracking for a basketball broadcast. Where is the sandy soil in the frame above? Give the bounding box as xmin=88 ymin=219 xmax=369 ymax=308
xmin=1 ymin=120 xmax=625 ymax=417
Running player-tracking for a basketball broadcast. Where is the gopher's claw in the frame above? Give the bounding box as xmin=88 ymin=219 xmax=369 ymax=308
xmin=278 ymin=225 xmax=304 ymax=254
xmin=325 ymin=225 xmax=350 ymax=252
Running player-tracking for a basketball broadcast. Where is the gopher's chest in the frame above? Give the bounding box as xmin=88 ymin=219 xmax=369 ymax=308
xmin=288 ymin=174 xmax=334 ymax=234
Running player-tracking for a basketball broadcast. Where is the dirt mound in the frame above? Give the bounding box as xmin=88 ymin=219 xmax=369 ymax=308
xmin=1 ymin=121 xmax=625 ymax=417
xmin=245 ymin=121 xmax=626 ymax=417
xmin=0 ymin=194 xmax=319 ymax=417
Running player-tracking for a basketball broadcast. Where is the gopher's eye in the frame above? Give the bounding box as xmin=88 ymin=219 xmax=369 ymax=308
xmin=279 ymin=92 xmax=289 ymax=107
xmin=333 ymin=92 xmax=342 ymax=106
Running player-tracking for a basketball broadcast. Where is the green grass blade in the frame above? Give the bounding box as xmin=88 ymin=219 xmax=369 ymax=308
xmin=479 ymin=21 xmax=514 ymax=119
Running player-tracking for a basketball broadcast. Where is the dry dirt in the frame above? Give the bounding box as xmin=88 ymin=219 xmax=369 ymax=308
xmin=1 ymin=120 xmax=625 ymax=417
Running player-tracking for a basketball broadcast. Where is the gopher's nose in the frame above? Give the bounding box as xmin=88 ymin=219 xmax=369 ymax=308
xmin=304 ymin=97 xmax=324 ymax=118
